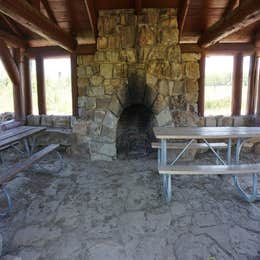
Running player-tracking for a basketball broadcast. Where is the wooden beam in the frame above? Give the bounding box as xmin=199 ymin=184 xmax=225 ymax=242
xmin=134 ymin=0 xmax=142 ymax=15
xmin=247 ymin=52 xmax=258 ymax=114
xmin=198 ymin=0 xmax=260 ymax=48
xmin=83 ymin=0 xmax=98 ymax=38
xmin=21 ymin=52 xmax=32 ymax=115
xmin=0 ymin=29 xmax=27 ymax=49
xmin=178 ymin=0 xmax=190 ymax=39
xmin=35 ymin=55 xmax=46 ymax=114
xmin=223 ymin=0 xmax=239 ymax=18
xmin=232 ymin=53 xmax=243 ymax=116
xmin=198 ymin=51 xmax=205 ymax=116
xmin=71 ymin=53 xmax=78 ymax=117
xmin=0 ymin=14 xmax=24 ymax=38
xmin=41 ymin=0 xmax=58 ymax=24
xmin=0 ymin=40 xmax=23 ymax=120
xmin=26 ymin=44 xmax=96 ymax=57
xmin=0 ymin=0 xmax=77 ymax=52
xmin=0 ymin=40 xmax=20 ymax=86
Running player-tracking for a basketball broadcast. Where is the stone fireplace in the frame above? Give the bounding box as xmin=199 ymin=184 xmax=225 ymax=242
xmin=73 ymin=8 xmax=201 ymax=160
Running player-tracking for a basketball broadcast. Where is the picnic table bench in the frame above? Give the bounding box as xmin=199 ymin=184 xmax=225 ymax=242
xmin=0 ymin=126 xmax=63 ymax=216
xmin=153 ymin=126 xmax=260 ymax=203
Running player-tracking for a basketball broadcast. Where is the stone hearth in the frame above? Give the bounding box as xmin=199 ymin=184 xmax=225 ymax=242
xmin=73 ymin=8 xmax=201 ymax=160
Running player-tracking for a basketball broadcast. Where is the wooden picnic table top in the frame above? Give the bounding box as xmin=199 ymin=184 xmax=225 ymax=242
xmin=0 ymin=126 xmax=46 ymax=149
xmin=153 ymin=126 xmax=260 ymax=139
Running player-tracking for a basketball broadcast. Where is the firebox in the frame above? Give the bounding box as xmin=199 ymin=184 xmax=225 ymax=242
xmin=116 ymin=104 xmax=155 ymax=159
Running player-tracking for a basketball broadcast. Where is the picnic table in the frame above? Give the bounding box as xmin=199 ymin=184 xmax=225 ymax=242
xmin=0 ymin=126 xmax=62 ymax=216
xmin=153 ymin=126 xmax=260 ymax=203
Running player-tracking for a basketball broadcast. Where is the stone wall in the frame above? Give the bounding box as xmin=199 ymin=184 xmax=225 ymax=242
xmin=73 ymin=8 xmax=201 ymax=160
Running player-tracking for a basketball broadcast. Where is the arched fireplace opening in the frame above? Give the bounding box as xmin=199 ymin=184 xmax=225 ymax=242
xmin=116 ymin=104 xmax=156 ymax=159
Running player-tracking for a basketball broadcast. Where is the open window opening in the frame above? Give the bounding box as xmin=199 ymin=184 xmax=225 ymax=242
xmin=204 ymin=55 xmax=234 ymax=116
xmin=44 ymin=57 xmax=72 ymax=115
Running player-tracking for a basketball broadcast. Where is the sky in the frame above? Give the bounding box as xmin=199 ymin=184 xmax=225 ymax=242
xmin=206 ymin=55 xmax=250 ymax=74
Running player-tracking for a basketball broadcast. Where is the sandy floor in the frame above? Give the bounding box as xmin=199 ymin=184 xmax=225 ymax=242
xmin=0 ymin=151 xmax=260 ymax=260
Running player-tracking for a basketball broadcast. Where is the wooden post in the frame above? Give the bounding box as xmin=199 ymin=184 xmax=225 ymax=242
xmin=21 ymin=51 xmax=32 ymax=115
xmin=232 ymin=52 xmax=243 ymax=116
xmin=255 ymin=59 xmax=260 ymax=115
xmin=198 ymin=51 xmax=206 ymax=116
xmin=246 ymin=53 xmax=258 ymax=114
xmin=35 ymin=55 xmax=46 ymax=114
xmin=71 ymin=53 xmax=78 ymax=117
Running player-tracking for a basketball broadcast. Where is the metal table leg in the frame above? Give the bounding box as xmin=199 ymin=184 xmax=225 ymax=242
xmin=160 ymin=139 xmax=172 ymax=202
xmin=232 ymin=137 xmax=260 ymax=202
xmin=0 ymin=187 xmax=11 ymax=217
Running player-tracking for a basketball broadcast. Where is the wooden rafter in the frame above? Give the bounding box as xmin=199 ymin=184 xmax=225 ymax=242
xmin=223 ymin=0 xmax=239 ymax=18
xmin=198 ymin=0 xmax=260 ymax=48
xmin=0 ymin=14 xmax=24 ymax=38
xmin=41 ymin=0 xmax=58 ymax=24
xmin=0 ymin=0 xmax=77 ymax=52
xmin=83 ymin=0 xmax=98 ymax=38
xmin=0 ymin=29 xmax=27 ymax=49
xmin=178 ymin=0 xmax=190 ymax=39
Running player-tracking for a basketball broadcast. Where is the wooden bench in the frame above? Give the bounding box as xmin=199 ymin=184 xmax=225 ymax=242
xmin=151 ymin=142 xmax=228 ymax=150
xmin=159 ymin=163 xmax=260 ymax=203
xmin=152 ymin=141 xmax=228 ymax=164
xmin=159 ymin=163 xmax=260 ymax=175
xmin=0 ymin=144 xmax=60 ymax=217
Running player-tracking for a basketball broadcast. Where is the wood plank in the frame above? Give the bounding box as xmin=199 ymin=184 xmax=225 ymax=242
xmin=35 ymin=55 xmax=46 ymax=114
xmin=232 ymin=52 xmax=243 ymax=116
xmin=0 ymin=144 xmax=59 ymax=184
xmin=159 ymin=163 xmax=260 ymax=175
xmin=198 ymin=0 xmax=260 ymax=48
xmin=178 ymin=0 xmax=190 ymax=38
xmin=151 ymin=142 xmax=227 ymax=149
xmin=0 ymin=0 xmax=77 ymax=52
xmin=0 ymin=126 xmax=33 ymax=141
xmin=153 ymin=126 xmax=260 ymax=139
xmin=0 ymin=127 xmax=46 ymax=148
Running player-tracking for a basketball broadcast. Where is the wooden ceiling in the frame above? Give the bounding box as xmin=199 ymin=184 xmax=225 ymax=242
xmin=0 ymin=0 xmax=259 ymax=51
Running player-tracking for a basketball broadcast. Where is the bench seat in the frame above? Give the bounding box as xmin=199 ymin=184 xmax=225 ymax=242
xmin=0 ymin=144 xmax=59 ymax=185
xmin=152 ymin=142 xmax=227 ymax=150
xmin=159 ymin=163 xmax=260 ymax=175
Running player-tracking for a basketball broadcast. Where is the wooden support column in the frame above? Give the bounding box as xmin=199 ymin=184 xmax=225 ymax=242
xmin=198 ymin=51 xmax=206 ymax=116
xmin=255 ymin=59 xmax=260 ymax=115
xmin=21 ymin=52 xmax=32 ymax=115
xmin=246 ymin=53 xmax=258 ymax=114
xmin=71 ymin=53 xmax=78 ymax=117
xmin=0 ymin=40 xmax=23 ymax=120
xmin=232 ymin=53 xmax=243 ymax=116
xmin=35 ymin=55 xmax=46 ymax=114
